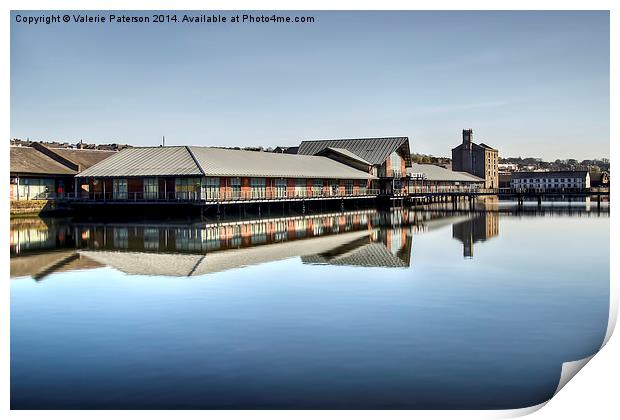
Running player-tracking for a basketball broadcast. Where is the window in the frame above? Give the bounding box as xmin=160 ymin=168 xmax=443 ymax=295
xmin=229 ymin=177 xmax=241 ymax=199
xmin=175 ymin=178 xmax=201 ymax=200
xmin=274 ymin=178 xmax=287 ymax=198
xmin=250 ymin=178 xmax=266 ymax=199
xmin=17 ymin=178 xmax=55 ymax=200
xmin=143 ymin=178 xmax=158 ymax=200
xmin=389 ymin=152 xmax=403 ymax=177
xmin=312 ymin=179 xmax=323 ymax=196
xmin=204 ymin=177 xmax=220 ymax=200
xmin=295 ymin=179 xmax=306 ymax=197
xmin=330 ymin=180 xmax=340 ymax=196
xmin=344 ymin=179 xmax=354 ymax=195
xmin=113 ymin=179 xmax=128 ymax=200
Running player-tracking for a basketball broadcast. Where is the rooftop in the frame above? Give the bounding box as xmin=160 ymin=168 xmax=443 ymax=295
xmin=77 ymin=146 xmax=377 ymax=180
xmin=10 ymin=145 xmax=116 ymax=176
xmin=298 ymin=137 xmax=412 ymax=166
xmin=407 ymin=163 xmax=485 ymax=182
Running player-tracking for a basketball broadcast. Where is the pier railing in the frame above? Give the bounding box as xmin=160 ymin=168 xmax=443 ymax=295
xmin=65 ymin=187 xmax=382 ymax=203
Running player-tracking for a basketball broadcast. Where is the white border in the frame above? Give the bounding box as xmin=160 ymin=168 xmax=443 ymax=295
xmin=2 ymin=1 xmax=616 ymax=419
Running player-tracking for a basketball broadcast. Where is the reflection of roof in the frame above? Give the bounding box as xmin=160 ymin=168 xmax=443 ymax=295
xmin=10 ymin=147 xmax=76 ymax=175
xmin=10 ymin=251 xmax=103 ymax=279
xmin=298 ymin=137 xmax=411 ymax=166
xmin=79 ymin=230 xmax=374 ymax=277
xmin=77 ymin=146 xmax=377 ymax=180
xmin=407 ymin=163 xmax=484 ymax=182
xmin=302 ymin=243 xmax=408 ymax=268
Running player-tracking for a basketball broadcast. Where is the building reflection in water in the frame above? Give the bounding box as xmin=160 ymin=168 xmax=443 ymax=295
xmin=11 ymin=209 xmax=434 ymax=279
xmin=452 ymin=212 xmax=500 ymax=258
xmin=12 ymin=204 xmax=606 ymax=279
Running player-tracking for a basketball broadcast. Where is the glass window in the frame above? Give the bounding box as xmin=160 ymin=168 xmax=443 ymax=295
xmin=344 ymin=180 xmax=354 ymax=194
xmin=295 ymin=179 xmax=306 ymax=197
xmin=204 ymin=177 xmax=220 ymax=200
xmin=250 ymin=178 xmax=266 ymax=199
xmin=274 ymin=178 xmax=287 ymax=198
xmin=175 ymin=178 xmax=201 ymax=200
xmin=113 ymin=179 xmax=128 ymax=200
xmin=143 ymin=178 xmax=158 ymax=200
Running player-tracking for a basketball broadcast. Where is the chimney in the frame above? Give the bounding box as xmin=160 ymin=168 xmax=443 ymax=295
xmin=462 ymin=129 xmax=473 ymax=148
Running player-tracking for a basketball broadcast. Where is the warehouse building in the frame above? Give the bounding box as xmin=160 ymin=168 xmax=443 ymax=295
xmin=75 ymin=146 xmax=378 ymax=203
xmin=406 ymin=163 xmax=485 ymax=193
xmin=10 ymin=143 xmax=116 ymax=200
xmin=510 ymin=171 xmax=590 ymax=192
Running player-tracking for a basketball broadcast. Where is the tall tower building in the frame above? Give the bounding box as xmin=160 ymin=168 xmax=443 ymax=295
xmin=451 ymin=129 xmax=498 ymax=189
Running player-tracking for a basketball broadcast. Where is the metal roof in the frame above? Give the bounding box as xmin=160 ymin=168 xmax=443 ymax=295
xmin=76 ymin=146 xmax=203 ymax=178
xmin=407 ymin=163 xmax=485 ymax=182
xmin=298 ymin=137 xmax=411 ymax=166
xmin=511 ymin=171 xmax=589 ymax=180
xmin=188 ymin=146 xmax=376 ymax=179
xmin=77 ymin=146 xmax=376 ymax=180
xmin=10 ymin=146 xmax=77 ymax=176
xmin=320 ymin=147 xmax=372 ymax=165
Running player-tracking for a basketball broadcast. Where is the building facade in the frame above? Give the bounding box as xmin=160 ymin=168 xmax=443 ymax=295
xmin=406 ymin=163 xmax=485 ymax=193
xmin=75 ymin=146 xmax=378 ymax=202
xmin=10 ymin=143 xmax=116 ymax=200
xmin=510 ymin=171 xmax=590 ymax=192
xmin=297 ymin=137 xmax=412 ymax=194
xmin=451 ymin=129 xmax=499 ymax=189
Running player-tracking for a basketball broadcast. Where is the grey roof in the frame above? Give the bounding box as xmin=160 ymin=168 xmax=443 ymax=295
xmin=511 ymin=171 xmax=589 ymax=180
xmin=77 ymin=146 xmax=204 ymax=178
xmin=478 ymin=143 xmax=497 ymax=150
xmin=78 ymin=146 xmax=377 ymax=180
xmin=190 ymin=146 xmax=375 ymax=179
xmin=319 ymin=147 xmax=371 ymax=165
xmin=407 ymin=163 xmax=484 ymax=182
xmin=298 ymin=137 xmax=411 ymax=166
xmin=302 ymin=242 xmax=409 ymax=268
xmin=11 ymin=146 xmax=76 ymax=176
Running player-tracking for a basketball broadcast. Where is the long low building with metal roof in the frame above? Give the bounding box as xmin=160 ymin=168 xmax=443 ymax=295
xmin=406 ymin=163 xmax=485 ymax=193
xmin=75 ymin=146 xmax=378 ymax=203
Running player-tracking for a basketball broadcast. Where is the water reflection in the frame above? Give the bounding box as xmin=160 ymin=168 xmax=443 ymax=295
xmin=10 ymin=204 xmax=609 ymax=280
xmin=10 ymin=204 xmax=610 ymax=409
xmin=452 ymin=213 xmax=500 ymax=258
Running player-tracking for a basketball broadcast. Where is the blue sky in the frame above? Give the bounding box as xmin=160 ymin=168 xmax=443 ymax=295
xmin=10 ymin=11 xmax=609 ymax=160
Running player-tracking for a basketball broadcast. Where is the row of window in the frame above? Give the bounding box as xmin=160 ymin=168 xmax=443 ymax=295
xmin=103 ymin=177 xmax=367 ymax=200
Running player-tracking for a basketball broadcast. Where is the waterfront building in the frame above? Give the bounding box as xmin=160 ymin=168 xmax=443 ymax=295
xmin=75 ymin=146 xmax=377 ymax=202
xmin=589 ymin=171 xmax=609 ymax=188
xmin=510 ymin=171 xmax=590 ymax=192
xmin=10 ymin=143 xmax=116 ymax=200
xmin=297 ymin=137 xmax=412 ymax=194
xmin=406 ymin=163 xmax=485 ymax=193
xmin=451 ymin=129 xmax=499 ymax=189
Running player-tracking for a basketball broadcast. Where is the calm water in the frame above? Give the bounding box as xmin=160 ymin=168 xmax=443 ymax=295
xmin=10 ymin=202 xmax=610 ymax=409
